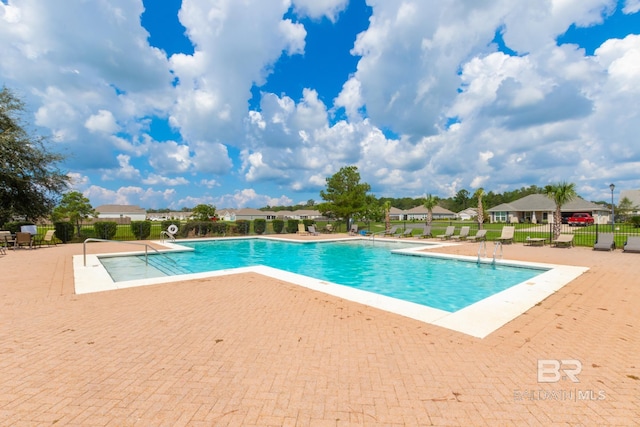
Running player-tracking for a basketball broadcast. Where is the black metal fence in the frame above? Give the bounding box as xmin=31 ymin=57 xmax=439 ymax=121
xmin=22 ymin=220 xmax=640 ymax=249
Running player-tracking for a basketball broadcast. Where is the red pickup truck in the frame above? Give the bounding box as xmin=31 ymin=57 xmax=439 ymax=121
xmin=567 ymin=213 xmax=594 ymax=226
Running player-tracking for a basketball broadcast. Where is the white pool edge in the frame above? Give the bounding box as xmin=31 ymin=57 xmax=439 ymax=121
xmin=73 ymin=237 xmax=588 ymax=339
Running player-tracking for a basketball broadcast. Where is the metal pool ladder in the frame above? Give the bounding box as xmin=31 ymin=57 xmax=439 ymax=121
xmin=492 ymin=241 xmax=503 ymax=265
xmin=477 ymin=241 xmax=503 ymax=265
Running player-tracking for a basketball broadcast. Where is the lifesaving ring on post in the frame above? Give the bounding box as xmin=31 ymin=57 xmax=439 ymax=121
xmin=167 ymin=224 xmax=179 ymax=235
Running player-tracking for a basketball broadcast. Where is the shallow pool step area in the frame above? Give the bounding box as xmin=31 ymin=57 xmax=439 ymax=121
xmin=99 ymin=253 xmax=191 ymax=282
xmin=144 ymin=254 xmax=192 ymax=277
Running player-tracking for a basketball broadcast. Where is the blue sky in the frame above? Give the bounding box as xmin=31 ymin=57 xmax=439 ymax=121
xmin=1 ymin=0 xmax=640 ymax=209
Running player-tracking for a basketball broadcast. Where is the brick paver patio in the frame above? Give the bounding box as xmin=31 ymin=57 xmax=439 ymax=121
xmin=0 ymin=236 xmax=638 ymax=425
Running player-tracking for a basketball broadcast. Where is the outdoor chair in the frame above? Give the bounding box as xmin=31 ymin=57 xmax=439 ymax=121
xmin=349 ymin=224 xmax=358 ymax=235
xmin=593 ymin=233 xmax=615 ymax=251
xmin=496 ymin=226 xmax=515 ymax=244
xmin=623 ymin=236 xmax=640 ymax=253
xmin=399 ymin=229 xmax=413 ymax=238
xmin=14 ymin=232 xmax=34 ymax=250
xmin=450 ymin=226 xmax=470 ymax=241
xmin=36 ymin=230 xmax=57 ymax=247
xmin=416 ymin=225 xmax=432 ymax=239
xmin=297 ymin=223 xmax=309 ymax=235
xmin=437 ymin=226 xmax=455 ymax=240
xmin=467 ymin=229 xmax=487 ymax=242
xmin=384 ymin=226 xmax=398 ymax=237
xmin=308 ymin=225 xmax=319 ymax=236
xmin=551 ymin=234 xmax=574 ymax=248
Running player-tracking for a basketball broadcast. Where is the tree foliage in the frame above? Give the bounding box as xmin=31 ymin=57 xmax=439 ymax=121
xmin=545 ymin=182 xmax=577 ymax=239
xmin=318 ymin=166 xmax=371 ymax=229
xmin=423 ymin=194 xmax=438 ymax=225
xmin=52 ymin=191 xmax=96 ymax=236
xmin=0 ymin=87 xmax=69 ymax=225
xmin=192 ymin=203 xmax=216 ymax=221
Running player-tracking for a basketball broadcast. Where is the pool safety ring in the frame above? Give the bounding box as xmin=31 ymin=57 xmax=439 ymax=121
xmin=167 ymin=224 xmax=178 ymax=235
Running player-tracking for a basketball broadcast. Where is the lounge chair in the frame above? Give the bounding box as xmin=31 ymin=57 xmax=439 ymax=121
xmin=437 ymin=226 xmax=455 ymax=240
xmin=450 ymin=226 xmax=470 ymax=241
xmin=467 ymin=229 xmax=487 ymax=242
xmin=496 ymin=226 xmax=515 ymax=244
xmin=393 ymin=228 xmax=413 ymax=237
xmin=308 ymin=225 xmax=319 ymax=236
xmin=624 ymin=236 xmax=640 ymax=253
xmin=36 ymin=230 xmax=57 ymax=247
xmin=384 ymin=226 xmax=398 ymax=237
xmin=593 ymin=233 xmax=615 ymax=251
xmin=14 ymin=232 xmax=33 ymax=249
xmin=297 ymin=223 xmax=309 ymax=235
xmin=349 ymin=224 xmax=358 ymax=235
xmin=551 ymin=234 xmax=573 ymax=248
xmin=399 ymin=229 xmax=413 ymax=238
xmin=416 ymin=225 xmax=432 ymax=239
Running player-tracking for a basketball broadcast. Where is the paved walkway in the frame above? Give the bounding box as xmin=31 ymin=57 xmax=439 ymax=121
xmin=0 ymin=237 xmax=638 ymax=425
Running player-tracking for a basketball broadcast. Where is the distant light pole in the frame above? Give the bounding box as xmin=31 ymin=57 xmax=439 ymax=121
xmin=609 ymin=183 xmax=615 ymax=229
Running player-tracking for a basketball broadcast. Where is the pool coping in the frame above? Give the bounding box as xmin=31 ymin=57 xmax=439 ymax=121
xmin=73 ymin=236 xmax=588 ymax=339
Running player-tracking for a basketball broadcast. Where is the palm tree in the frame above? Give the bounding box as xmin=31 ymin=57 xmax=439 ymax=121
xmin=423 ymin=194 xmax=438 ymax=226
xmin=545 ymin=182 xmax=577 ymax=239
xmin=473 ymin=188 xmax=486 ymax=230
xmin=383 ymin=200 xmax=391 ymax=232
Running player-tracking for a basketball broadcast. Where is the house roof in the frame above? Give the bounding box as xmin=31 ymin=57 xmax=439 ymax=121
xmin=404 ymin=205 xmax=456 ymax=215
xmin=487 ymin=194 xmax=605 ymax=212
xmin=95 ymin=204 xmax=146 ymax=214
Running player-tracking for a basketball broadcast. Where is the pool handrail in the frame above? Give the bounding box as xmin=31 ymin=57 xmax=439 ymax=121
xmin=83 ymin=238 xmax=164 ymax=267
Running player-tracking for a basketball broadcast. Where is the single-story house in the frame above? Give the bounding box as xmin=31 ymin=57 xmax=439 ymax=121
xmin=457 ymin=208 xmax=478 ymax=221
xmin=486 ymin=194 xmax=610 ymax=224
xmin=404 ymin=205 xmax=457 ymax=221
xmin=619 ymin=189 xmax=640 ymax=216
xmin=95 ymin=205 xmax=147 ymax=221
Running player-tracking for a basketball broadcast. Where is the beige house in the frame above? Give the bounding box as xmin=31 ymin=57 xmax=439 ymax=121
xmin=487 ymin=194 xmax=609 ymax=224
xmin=95 ymin=205 xmax=147 ymax=221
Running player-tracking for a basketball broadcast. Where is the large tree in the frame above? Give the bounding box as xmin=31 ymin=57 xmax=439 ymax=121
xmin=545 ymin=182 xmax=577 ymax=239
xmin=318 ymin=166 xmax=371 ymax=231
xmin=0 ymin=87 xmax=69 ymax=225
xmin=52 ymin=191 xmax=96 ymax=237
xmin=192 ymin=203 xmax=216 ymax=221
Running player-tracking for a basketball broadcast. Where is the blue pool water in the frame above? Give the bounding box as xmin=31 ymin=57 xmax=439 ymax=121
xmin=100 ymin=239 xmax=545 ymax=312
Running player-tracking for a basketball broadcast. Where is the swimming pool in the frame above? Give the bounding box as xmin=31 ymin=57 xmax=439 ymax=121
xmin=77 ymin=237 xmax=588 ymax=338
xmin=100 ymin=239 xmax=544 ymax=312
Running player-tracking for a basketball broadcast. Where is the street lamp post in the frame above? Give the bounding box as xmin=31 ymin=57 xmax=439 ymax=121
xmin=609 ymin=183 xmax=615 ymax=229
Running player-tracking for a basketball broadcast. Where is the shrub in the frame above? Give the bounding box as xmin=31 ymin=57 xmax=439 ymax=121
xmin=211 ymin=222 xmax=227 ymax=235
xmin=236 ymin=220 xmax=250 ymax=235
xmin=54 ymin=221 xmax=75 ymax=243
xmin=183 ymin=221 xmax=210 ymax=237
xmin=286 ymin=219 xmax=299 ymax=233
xmin=630 ymin=216 xmax=640 ymax=228
xmin=272 ymin=219 xmax=284 ymax=234
xmin=254 ymin=219 xmax=266 ymax=234
xmin=302 ymin=219 xmax=314 ymax=228
xmin=130 ymin=221 xmax=151 ymax=240
xmin=93 ymin=221 xmax=118 ymax=240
